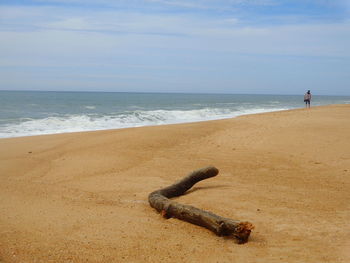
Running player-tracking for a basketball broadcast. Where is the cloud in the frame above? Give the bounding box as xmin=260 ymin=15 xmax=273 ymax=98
xmin=0 ymin=1 xmax=349 ymax=94
xmin=1 ymin=3 xmax=349 ymax=57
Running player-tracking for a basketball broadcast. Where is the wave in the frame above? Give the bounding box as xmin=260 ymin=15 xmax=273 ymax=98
xmin=84 ymin=106 xmax=96 ymax=110
xmin=0 ymin=107 xmax=288 ymax=138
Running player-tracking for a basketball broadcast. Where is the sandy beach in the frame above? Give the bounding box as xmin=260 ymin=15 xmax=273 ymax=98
xmin=0 ymin=104 xmax=349 ymax=263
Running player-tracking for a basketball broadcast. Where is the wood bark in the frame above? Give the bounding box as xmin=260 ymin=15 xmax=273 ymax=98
xmin=148 ymin=166 xmax=254 ymax=243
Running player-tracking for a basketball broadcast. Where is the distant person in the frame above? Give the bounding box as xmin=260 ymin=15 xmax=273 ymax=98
xmin=304 ymin=90 xmax=311 ymax=108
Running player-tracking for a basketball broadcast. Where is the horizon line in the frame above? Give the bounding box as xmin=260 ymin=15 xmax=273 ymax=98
xmin=0 ymin=89 xmax=349 ymax=97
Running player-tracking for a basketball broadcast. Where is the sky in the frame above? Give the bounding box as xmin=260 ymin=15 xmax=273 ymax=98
xmin=0 ymin=0 xmax=349 ymax=95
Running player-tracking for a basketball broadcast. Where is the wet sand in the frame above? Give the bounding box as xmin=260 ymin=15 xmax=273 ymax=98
xmin=0 ymin=104 xmax=349 ymax=262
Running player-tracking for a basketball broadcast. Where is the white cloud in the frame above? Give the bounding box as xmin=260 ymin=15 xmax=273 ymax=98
xmin=0 ymin=2 xmax=349 ymax=94
xmin=47 ymin=17 xmax=90 ymax=30
xmin=1 ymin=5 xmax=349 ymax=59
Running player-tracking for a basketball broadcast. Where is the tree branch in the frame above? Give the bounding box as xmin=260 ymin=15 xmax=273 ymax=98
xmin=148 ymin=166 xmax=254 ymax=243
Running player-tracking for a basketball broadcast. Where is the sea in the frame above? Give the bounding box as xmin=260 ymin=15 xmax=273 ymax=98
xmin=0 ymin=91 xmax=349 ymax=138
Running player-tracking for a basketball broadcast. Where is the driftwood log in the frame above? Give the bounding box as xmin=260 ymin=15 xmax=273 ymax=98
xmin=148 ymin=166 xmax=254 ymax=243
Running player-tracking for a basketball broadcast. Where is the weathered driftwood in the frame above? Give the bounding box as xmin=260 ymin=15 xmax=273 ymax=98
xmin=148 ymin=166 xmax=254 ymax=243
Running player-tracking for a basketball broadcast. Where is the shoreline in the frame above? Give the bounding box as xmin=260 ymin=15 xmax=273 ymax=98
xmin=1 ymin=104 xmax=349 ymax=262
xmin=0 ymin=106 xmax=293 ymax=140
xmin=2 ymin=90 xmax=350 ymax=139
xmin=0 ymin=104 xmax=339 ymax=140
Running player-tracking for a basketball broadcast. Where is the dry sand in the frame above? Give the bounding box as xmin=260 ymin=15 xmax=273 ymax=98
xmin=0 ymin=104 xmax=349 ymax=263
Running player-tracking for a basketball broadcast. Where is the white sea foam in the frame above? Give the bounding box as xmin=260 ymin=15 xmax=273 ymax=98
xmin=0 ymin=107 xmax=288 ymax=138
xmin=84 ymin=106 xmax=96 ymax=109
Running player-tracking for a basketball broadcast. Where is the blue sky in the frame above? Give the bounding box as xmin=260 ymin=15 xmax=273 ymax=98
xmin=0 ymin=0 xmax=349 ymax=95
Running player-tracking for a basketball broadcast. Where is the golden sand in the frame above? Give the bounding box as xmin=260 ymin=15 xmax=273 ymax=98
xmin=0 ymin=104 xmax=349 ymax=262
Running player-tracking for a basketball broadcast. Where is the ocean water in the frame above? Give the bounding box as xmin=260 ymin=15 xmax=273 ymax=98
xmin=0 ymin=91 xmax=349 ymax=138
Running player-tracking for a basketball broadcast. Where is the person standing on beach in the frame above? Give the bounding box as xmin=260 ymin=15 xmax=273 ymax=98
xmin=304 ymin=90 xmax=312 ymax=108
